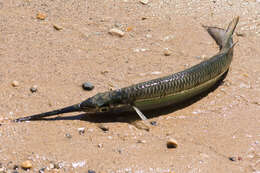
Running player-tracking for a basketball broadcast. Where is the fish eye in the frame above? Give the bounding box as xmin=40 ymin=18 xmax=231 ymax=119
xmin=99 ymin=106 xmax=110 ymax=112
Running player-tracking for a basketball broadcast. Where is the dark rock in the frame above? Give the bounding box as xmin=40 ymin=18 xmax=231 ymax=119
xmin=30 ymin=85 xmax=38 ymax=93
xmin=88 ymin=170 xmax=96 ymax=173
xmin=82 ymin=82 xmax=94 ymax=91
xmin=228 ymin=157 xmax=236 ymax=161
xmin=166 ymin=139 xmax=178 ymax=148
xmin=78 ymin=128 xmax=85 ymax=135
xmin=97 ymin=124 xmax=109 ymax=132
xmin=150 ymin=121 xmax=157 ymax=126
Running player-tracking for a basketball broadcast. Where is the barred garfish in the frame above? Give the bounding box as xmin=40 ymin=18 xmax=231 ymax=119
xmin=15 ymin=17 xmax=239 ymax=122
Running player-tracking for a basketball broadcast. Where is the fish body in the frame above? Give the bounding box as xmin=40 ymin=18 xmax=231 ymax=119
xmin=15 ymin=17 xmax=239 ymax=122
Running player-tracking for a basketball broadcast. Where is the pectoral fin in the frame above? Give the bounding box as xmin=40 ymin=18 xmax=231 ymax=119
xmin=132 ymin=105 xmax=147 ymax=121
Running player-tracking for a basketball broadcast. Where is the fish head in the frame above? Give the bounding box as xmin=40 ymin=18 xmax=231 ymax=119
xmin=79 ymin=91 xmax=127 ymax=113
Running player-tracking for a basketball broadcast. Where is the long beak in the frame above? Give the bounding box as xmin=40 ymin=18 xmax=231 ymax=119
xmin=14 ymin=104 xmax=80 ymax=122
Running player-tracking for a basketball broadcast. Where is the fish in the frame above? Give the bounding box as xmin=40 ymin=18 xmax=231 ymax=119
xmin=15 ymin=16 xmax=239 ymax=122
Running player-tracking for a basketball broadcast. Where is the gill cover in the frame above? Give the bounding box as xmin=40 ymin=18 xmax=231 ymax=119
xmin=79 ymin=92 xmax=111 ymax=113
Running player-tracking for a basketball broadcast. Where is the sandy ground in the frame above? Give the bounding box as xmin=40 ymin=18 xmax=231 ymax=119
xmin=0 ymin=0 xmax=260 ymax=172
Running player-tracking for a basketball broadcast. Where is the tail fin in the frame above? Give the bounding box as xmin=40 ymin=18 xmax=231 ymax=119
xmin=203 ymin=16 xmax=239 ymax=51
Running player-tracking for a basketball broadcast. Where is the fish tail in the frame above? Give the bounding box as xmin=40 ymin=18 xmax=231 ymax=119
xmin=203 ymin=16 xmax=239 ymax=51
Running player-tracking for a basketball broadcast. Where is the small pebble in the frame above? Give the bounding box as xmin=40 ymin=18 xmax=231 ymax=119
xmin=11 ymin=80 xmax=19 ymax=87
xmin=238 ymin=156 xmax=242 ymax=161
xmin=53 ymin=24 xmax=63 ymax=31
xmin=30 ymin=85 xmax=38 ymax=93
xmin=167 ymin=138 xmax=178 ymax=148
xmin=140 ymin=48 xmax=148 ymax=52
xmin=13 ymin=165 xmax=19 ymax=170
xmin=252 ymin=101 xmax=260 ymax=105
xmin=133 ymin=48 xmax=149 ymax=52
xmin=137 ymin=139 xmax=146 ymax=143
xmin=150 ymin=71 xmax=162 ymax=75
xmin=72 ymin=161 xmax=86 ymax=168
xmin=54 ymin=162 xmax=63 ymax=169
xmin=82 ymin=82 xmax=94 ymax=91
xmin=150 ymin=121 xmax=157 ymax=126
xmin=21 ymin=160 xmax=32 ymax=170
xmin=97 ymin=144 xmax=103 ymax=148
xmin=163 ymin=35 xmax=174 ymax=41
xmin=101 ymin=70 xmax=109 ymax=75
xmin=49 ymin=163 xmax=55 ymax=169
xmin=226 ymin=0 xmax=233 ymax=6
xmin=228 ymin=157 xmax=236 ymax=161
xmin=78 ymin=127 xmax=85 ymax=135
xmin=126 ymin=26 xmax=133 ymax=32
xmin=65 ymin=133 xmax=72 ymax=139
xmin=39 ymin=167 xmax=45 ymax=173
xmin=140 ymin=0 xmax=149 ymax=5
xmin=145 ymin=34 xmax=152 ymax=38
xmin=88 ymin=170 xmax=96 ymax=173
xmin=36 ymin=13 xmax=46 ymax=20
xmin=247 ymin=154 xmax=254 ymax=159
xmin=117 ymin=149 xmax=122 ymax=154
xmin=164 ymin=49 xmax=172 ymax=56
xmin=97 ymin=124 xmax=109 ymax=132
xmin=114 ymin=23 xmax=122 ymax=28
xmin=109 ymin=28 xmax=125 ymax=37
